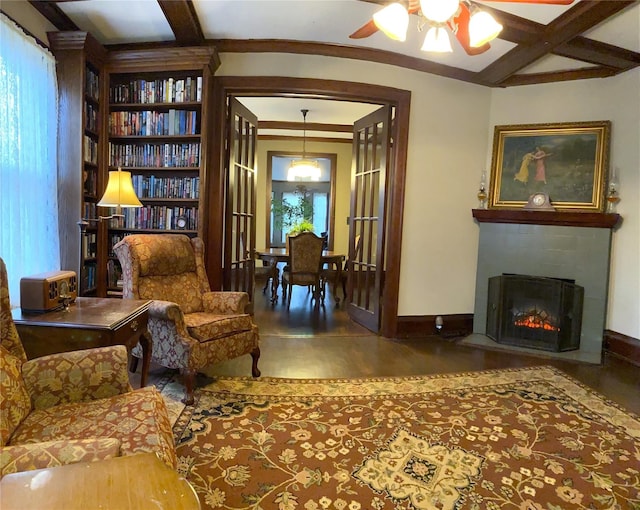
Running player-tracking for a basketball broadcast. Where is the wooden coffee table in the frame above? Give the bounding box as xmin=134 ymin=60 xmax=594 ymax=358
xmin=12 ymin=297 xmax=152 ymax=386
xmin=0 ymin=453 xmax=200 ymax=510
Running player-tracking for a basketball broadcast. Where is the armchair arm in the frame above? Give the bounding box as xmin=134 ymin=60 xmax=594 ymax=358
xmin=22 ymin=346 xmax=132 ymax=411
xmin=202 ymin=291 xmax=249 ymax=314
xmin=1 ymin=438 xmax=121 ymax=477
xmin=148 ymin=300 xmax=191 ymax=338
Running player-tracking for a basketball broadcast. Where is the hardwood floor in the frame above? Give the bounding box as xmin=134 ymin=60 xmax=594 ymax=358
xmin=138 ymin=285 xmax=640 ymax=415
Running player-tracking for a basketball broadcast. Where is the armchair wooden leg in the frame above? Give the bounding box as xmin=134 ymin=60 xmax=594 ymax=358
xmin=182 ymin=369 xmax=196 ymax=405
xmin=251 ymin=347 xmax=261 ymax=377
xmin=129 ymin=356 xmax=139 ymax=374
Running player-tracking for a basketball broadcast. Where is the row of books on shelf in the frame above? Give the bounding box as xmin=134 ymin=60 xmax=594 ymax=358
xmin=81 ymin=232 xmax=97 ymax=259
xmin=83 ymin=170 xmax=98 ymax=197
xmin=83 ymin=202 xmax=97 ymax=220
xmin=132 ymin=175 xmax=200 ymax=199
xmin=85 ymin=67 xmax=99 ymax=101
xmin=109 ymin=110 xmax=198 ymax=137
xmin=109 ymin=142 xmax=200 ymax=168
xmin=85 ymin=102 xmax=99 ymax=133
xmin=83 ymin=136 xmax=98 ymax=164
xmin=110 ymin=76 xmax=202 ymax=104
xmin=81 ymin=262 xmax=97 ymax=293
xmin=110 ymin=206 xmax=198 ymax=231
xmin=106 ymin=259 xmax=123 ymax=289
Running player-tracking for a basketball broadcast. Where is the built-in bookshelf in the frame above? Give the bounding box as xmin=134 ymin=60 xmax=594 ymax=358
xmin=103 ymin=47 xmax=219 ymax=296
xmin=48 ymin=32 xmax=107 ymax=296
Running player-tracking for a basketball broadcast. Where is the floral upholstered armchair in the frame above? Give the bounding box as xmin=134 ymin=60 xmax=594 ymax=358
xmin=0 ymin=258 xmax=176 ymax=477
xmin=113 ymin=234 xmax=261 ymax=404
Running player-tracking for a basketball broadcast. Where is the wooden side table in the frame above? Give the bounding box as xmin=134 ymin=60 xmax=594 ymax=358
xmin=0 ymin=453 xmax=201 ymax=510
xmin=12 ymin=297 xmax=152 ymax=387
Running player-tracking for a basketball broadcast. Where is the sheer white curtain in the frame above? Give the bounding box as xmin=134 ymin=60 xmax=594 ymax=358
xmin=0 ymin=14 xmax=59 ymax=305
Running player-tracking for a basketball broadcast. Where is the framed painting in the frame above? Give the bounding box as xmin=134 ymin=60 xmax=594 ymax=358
xmin=488 ymin=121 xmax=611 ymax=211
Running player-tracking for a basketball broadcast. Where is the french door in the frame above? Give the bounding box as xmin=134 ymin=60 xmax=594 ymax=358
xmin=346 ymin=106 xmax=392 ymax=332
xmin=224 ymin=98 xmax=258 ymax=303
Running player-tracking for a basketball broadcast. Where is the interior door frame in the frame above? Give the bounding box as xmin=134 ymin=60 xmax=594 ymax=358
xmin=206 ymin=76 xmax=410 ymax=338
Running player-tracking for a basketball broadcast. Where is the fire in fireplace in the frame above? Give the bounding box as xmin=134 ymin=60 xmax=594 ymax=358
xmin=486 ymin=274 xmax=583 ymax=352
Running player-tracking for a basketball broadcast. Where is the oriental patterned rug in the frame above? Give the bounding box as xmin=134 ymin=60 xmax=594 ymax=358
xmin=172 ymin=367 xmax=640 ymax=510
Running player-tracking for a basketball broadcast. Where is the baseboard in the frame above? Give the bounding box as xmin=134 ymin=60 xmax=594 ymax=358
xmin=604 ymin=330 xmax=640 ymax=367
xmin=396 ymin=314 xmax=474 ymax=339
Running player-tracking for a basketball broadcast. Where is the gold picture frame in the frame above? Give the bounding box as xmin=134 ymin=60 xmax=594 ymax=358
xmin=488 ymin=121 xmax=611 ymax=211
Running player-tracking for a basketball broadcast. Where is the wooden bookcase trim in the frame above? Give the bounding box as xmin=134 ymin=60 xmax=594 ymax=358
xmin=106 ymin=46 xmax=221 ymax=74
xmin=472 ymin=209 xmax=622 ymax=229
xmin=47 ymin=31 xmax=107 ymax=64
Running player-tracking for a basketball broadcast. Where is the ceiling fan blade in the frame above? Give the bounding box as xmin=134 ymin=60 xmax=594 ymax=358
xmin=483 ymin=0 xmax=574 ymax=4
xmin=350 ymin=19 xmax=379 ymax=39
xmin=447 ymin=2 xmax=490 ymax=56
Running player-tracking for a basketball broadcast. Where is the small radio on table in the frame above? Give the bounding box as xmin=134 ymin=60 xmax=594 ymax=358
xmin=20 ymin=270 xmax=78 ymax=313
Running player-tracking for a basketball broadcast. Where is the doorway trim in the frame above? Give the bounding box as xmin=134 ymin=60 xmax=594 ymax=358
xmin=206 ymin=76 xmax=410 ymax=338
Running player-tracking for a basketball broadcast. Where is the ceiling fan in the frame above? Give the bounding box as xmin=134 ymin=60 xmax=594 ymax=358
xmin=350 ymin=0 xmax=575 ymax=56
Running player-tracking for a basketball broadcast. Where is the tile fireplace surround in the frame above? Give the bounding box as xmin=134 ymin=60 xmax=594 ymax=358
xmin=468 ymin=210 xmax=621 ymax=364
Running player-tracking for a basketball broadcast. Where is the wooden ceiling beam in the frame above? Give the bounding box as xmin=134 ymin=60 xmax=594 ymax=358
xmin=258 ymin=134 xmax=352 ymax=144
xmin=554 ymin=36 xmax=640 ymax=71
xmin=157 ymin=0 xmax=204 ymax=45
xmin=27 ymin=1 xmax=78 ymax=31
xmin=500 ymin=66 xmax=617 ymax=87
xmin=478 ymin=0 xmax=636 ymax=85
xmin=258 ymin=121 xmax=352 ymax=133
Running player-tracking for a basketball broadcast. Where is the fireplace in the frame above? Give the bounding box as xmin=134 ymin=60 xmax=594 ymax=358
xmin=486 ymin=274 xmax=584 ymax=352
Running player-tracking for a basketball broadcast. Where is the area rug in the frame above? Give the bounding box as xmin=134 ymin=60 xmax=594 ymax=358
xmin=172 ymin=367 xmax=640 ymax=510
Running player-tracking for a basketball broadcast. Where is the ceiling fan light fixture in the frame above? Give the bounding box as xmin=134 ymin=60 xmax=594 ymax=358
xmin=469 ymin=10 xmax=503 ymax=47
xmin=421 ymin=26 xmax=453 ymax=53
xmin=419 ymin=0 xmax=460 ymax=24
xmin=373 ymin=3 xmax=409 ymax=41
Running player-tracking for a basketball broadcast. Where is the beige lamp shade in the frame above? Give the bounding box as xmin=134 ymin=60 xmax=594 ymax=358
xmin=97 ymin=168 xmax=143 ymax=209
xmin=469 ymin=10 xmax=503 ymax=47
xmin=422 ymin=27 xmax=453 ymax=53
xmin=373 ymin=3 xmax=409 ymax=42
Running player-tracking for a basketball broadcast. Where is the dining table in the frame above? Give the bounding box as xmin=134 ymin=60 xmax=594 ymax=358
xmin=256 ymin=248 xmax=345 ymax=305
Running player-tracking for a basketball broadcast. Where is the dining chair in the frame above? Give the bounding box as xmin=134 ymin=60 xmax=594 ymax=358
xmin=282 ymin=232 xmax=325 ymax=309
xmin=321 ymin=234 xmax=361 ymax=302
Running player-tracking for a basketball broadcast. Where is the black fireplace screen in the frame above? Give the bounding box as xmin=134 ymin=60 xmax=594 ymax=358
xmin=486 ymin=274 xmax=584 ymax=352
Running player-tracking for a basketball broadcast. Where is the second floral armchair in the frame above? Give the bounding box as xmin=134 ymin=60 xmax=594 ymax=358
xmin=113 ymin=234 xmax=260 ymax=404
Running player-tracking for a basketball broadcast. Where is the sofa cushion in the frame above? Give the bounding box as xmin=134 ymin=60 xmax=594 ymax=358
xmin=185 ymin=312 xmax=253 ymax=342
xmin=9 ymin=386 xmax=177 ymax=469
xmin=0 ymin=437 xmax=120 ymax=477
xmin=0 ymin=346 xmax=30 ymax=446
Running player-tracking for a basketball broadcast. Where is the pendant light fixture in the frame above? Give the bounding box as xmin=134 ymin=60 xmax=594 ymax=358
xmin=287 ymin=109 xmax=321 ymax=182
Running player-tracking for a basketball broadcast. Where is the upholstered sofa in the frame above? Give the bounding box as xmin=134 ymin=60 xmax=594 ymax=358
xmin=0 ymin=258 xmax=177 ymax=477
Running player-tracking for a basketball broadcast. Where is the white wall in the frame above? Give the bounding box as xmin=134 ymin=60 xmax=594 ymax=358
xmin=488 ymin=69 xmax=640 ymax=339
xmin=1 ymin=0 xmax=56 ymax=45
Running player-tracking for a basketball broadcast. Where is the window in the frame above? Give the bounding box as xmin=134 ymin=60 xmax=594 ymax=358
xmin=267 ymin=151 xmax=336 ymax=248
xmin=0 ymin=14 xmax=59 ymax=305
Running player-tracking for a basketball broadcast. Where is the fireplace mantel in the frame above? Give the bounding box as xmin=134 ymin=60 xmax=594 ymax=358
xmin=472 ymin=209 xmax=621 ymax=229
